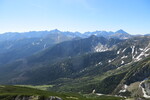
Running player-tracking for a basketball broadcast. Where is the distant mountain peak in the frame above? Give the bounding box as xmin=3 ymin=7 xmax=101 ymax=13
xmin=50 ymin=29 xmax=60 ymax=33
xmin=115 ymin=29 xmax=128 ymax=34
xmin=89 ymin=34 xmax=98 ymax=38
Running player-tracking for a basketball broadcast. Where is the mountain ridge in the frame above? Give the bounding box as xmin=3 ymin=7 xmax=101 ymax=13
xmin=0 ymin=29 xmax=132 ymax=41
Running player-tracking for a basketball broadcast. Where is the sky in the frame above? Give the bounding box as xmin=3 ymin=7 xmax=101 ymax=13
xmin=0 ymin=0 xmax=150 ymax=34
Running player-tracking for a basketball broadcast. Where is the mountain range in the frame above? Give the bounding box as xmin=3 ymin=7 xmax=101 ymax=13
xmin=0 ymin=29 xmax=130 ymax=65
xmin=0 ymin=29 xmax=132 ymax=41
xmin=0 ymin=29 xmax=149 ymax=99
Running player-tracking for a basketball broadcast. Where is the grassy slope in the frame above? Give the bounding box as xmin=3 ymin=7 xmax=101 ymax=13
xmin=47 ymin=56 xmax=149 ymax=95
xmin=0 ymin=85 xmax=124 ymax=100
xmin=47 ymin=62 xmax=130 ymax=94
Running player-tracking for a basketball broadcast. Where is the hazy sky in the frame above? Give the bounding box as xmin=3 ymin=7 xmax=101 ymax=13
xmin=0 ymin=0 xmax=150 ymax=34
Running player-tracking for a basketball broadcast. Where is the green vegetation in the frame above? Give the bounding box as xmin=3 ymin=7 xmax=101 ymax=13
xmin=124 ymin=57 xmax=150 ymax=85
xmin=0 ymin=85 xmax=124 ymax=100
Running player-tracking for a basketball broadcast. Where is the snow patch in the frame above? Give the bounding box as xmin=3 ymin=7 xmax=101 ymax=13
xmin=108 ymin=60 xmax=112 ymax=63
xmin=117 ymin=50 xmax=121 ymax=54
xmin=131 ymin=46 xmax=135 ymax=55
xmin=122 ymin=48 xmax=127 ymax=53
xmin=134 ymin=43 xmax=150 ymax=61
xmin=121 ymin=60 xmax=124 ymax=64
xmin=94 ymin=43 xmax=109 ymax=52
xmin=119 ymin=84 xmax=128 ymax=93
xmin=92 ymin=89 xmax=96 ymax=93
xmin=95 ymin=62 xmax=102 ymax=66
xmin=139 ymin=48 xmax=144 ymax=51
xmin=131 ymin=46 xmax=136 ymax=59
xmin=121 ymin=55 xmax=128 ymax=59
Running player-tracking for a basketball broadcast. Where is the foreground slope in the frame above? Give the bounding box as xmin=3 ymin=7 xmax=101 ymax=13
xmin=0 ymin=85 xmax=124 ymax=100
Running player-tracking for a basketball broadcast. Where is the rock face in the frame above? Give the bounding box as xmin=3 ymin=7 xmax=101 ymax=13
xmin=13 ymin=96 xmax=62 ymax=100
xmin=143 ymin=81 xmax=150 ymax=96
xmin=14 ymin=96 xmax=38 ymax=100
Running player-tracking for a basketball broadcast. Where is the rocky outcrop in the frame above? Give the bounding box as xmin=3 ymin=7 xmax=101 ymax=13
xmin=143 ymin=80 xmax=150 ymax=96
xmin=13 ymin=95 xmax=62 ymax=100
